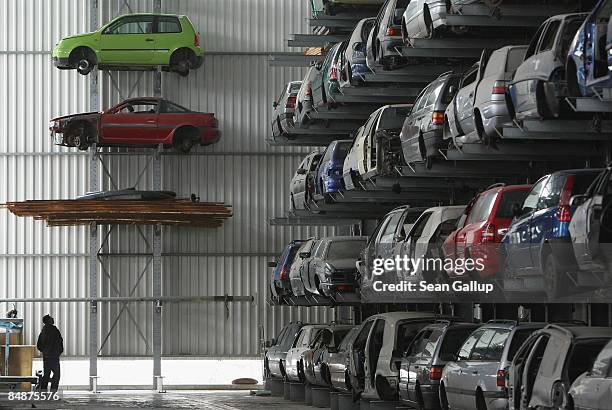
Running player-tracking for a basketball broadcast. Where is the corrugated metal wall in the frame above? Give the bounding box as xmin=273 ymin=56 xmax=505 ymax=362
xmin=1 ymin=0 xmax=340 ymax=358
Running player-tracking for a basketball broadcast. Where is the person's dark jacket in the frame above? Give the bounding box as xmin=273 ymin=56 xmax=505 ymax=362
xmin=37 ymin=324 xmax=64 ymax=358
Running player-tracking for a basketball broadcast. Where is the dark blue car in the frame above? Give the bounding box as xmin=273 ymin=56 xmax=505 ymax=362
xmin=270 ymin=240 xmax=305 ymax=299
xmin=315 ymin=140 xmax=352 ymax=198
xmin=567 ymin=0 xmax=612 ymax=96
xmin=502 ymin=169 xmax=602 ymax=299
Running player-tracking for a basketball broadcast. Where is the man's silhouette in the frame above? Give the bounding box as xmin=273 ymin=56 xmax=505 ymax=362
xmin=36 ymin=314 xmax=63 ymax=391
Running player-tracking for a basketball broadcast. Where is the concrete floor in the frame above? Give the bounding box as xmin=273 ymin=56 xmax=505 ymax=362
xmin=0 ymin=390 xmax=316 ymax=409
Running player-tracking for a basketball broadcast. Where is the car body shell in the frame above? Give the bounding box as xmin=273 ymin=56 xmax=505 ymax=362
xmin=303 ymin=236 xmax=368 ymax=296
xmin=270 ymin=240 xmax=306 ymax=300
xmin=441 ymin=321 xmax=546 ymax=410
xmin=327 ymin=326 xmax=362 ymax=392
xmin=399 ymin=322 xmax=480 ymax=410
xmin=303 ymin=324 xmax=355 ymax=387
xmin=443 ymin=185 xmax=531 ymax=279
xmin=294 ymin=66 xmax=320 ymax=128
xmin=50 ymin=97 xmax=219 ymax=150
xmin=290 ymin=151 xmax=322 ymax=210
xmin=366 ymin=0 xmax=409 ymax=71
xmin=265 ymin=322 xmax=305 ymax=379
xmin=502 ymin=169 xmax=602 ymax=298
xmin=508 ymin=13 xmax=587 ymax=121
xmin=340 ymin=18 xmax=376 ymax=87
xmin=400 ymin=73 xmax=461 ymax=165
xmin=445 ymin=46 xmax=527 ymax=145
xmin=567 ymin=0 xmax=612 ymax=96
xmin=285 ymin=325 xmax=329 ymax=382
xmin=315 ymin=140 xmax=353 ymax=196
xmin=289 ymin=239 xmax=320 ymax=297
xmin=343 ymin=104 xmax=410 ymax=191
xmin=507 ymin=325 xmax=612 ymax=410
xmin=569 ymin=168 xmax=612 ymax=274
xmin=272 ymin=81 xmax=302 ymax=138
xmin=312 ymin=42 xmax=345 ymax=110
xmin=349 ymin=312 xmax=445 ymax=401
xmin=52 ymin=13 xmax=203 ymax=72
xmin=568 ymin=338 xmax=612 ymax=410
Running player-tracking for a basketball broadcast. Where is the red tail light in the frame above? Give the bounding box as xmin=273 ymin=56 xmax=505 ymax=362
xmin=429 ymin=366 xmax=443 ymax=381
xmin=556 ymin=205 xmax=571 ymax=222
xmin=481 ymin=223 xmax=496 ymax=243
xmin=286 ymin=96 xmax=297 ymax=109
xmin=432 ymin=111 xmax=445 ymax=125
xmin=194 ymin=33 xmax=200 ymax=47
xmin=556 ymin=175 xmax=575 ymax=222
xmin=492 ymin=81 xmax=506 ymax=95
xmin=280 ymin=266 xmax=289 ymax=280
xmin=305 ymin=83 xmax=312 ymax=97
xmin=330 ymin=66 xmax=338 ymax=81
xmin=496 ymin=370 xmax=506 ymax=388
xmin=386 ymin=27 xmax=401 ymax=36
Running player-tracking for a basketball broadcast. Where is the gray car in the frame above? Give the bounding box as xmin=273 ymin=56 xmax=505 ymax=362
xmin=271 ymin=81 xmax=302 ymax=138
xmin=440 ymin=320 xmax=545 ymax=410
xmin=507 ymin=13 xmax=586 ymax=121
xmin=508 ymin=325 xmax=612 ymax=410
xmin=290 ymin=151 xmax=322 ymax=210
xmin=312 ymin=42 xmax=345 ymax=110
xmin=444 ymin=46 xmax=527 ymax=146
xmin=303 ymin=324 xmax=355 ymax=387
xmin=400 ymin=72 xmax=460 ymax=168
xmin=399 ymin=321 xmax=480 ymax=410
xmin=304 ymin=236 xmax=368 ymax=297
xmin=339 ymin=17 xmax=376 ymax=87
xmin=265 ymin=322 xmax=305 ymax=379
xmin=327 ymin=326 xmax=361 ymax=392
xmin=366 ymin=0 xmax=411 ymax=71
xmin=568 ymin=338 xmax=612 ymax=410
xmin=294 ymin=65 xmax=321 ymax=128
xmin=289 ymin=239 xmax=321 ymax=297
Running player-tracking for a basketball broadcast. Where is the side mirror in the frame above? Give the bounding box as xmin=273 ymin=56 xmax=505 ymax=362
xmin=272 ymin=101 xmax=279 ymax=108
xmin=300 ymin=252 xmax=311 ymax=259
xmin=268 ymin=261 xmax=278 ymax=268
xmin=511 ymin=203 xmax=523 ymax=218
xmin=570 ymin=195 xmax=587 ymax=208
xmin=296 ymin=168 xmax=307 ymax=175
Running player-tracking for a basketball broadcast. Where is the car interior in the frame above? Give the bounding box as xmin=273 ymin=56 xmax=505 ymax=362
xmin=367 ymin=320 xmax=385 ymax=386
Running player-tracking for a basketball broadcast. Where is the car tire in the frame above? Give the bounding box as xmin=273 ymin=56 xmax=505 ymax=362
xmin=70 ymin=123 xmax=91 ymax=151
xmin=70 ymin=47 xmax=96 ymax=76
xmin=173 ymin=135 xmax=195 ymax=154
xmin=415 ymin=384 xmax=425 ymax=410
xmin=170 ymin=49 xmax=195 ymax=77
xmin=439 ymin=383 xmax=449 ymax=410
xmin=543 ymin=251 xmax=568 ymax=300
xmin=476 ymin=390 xmax=487 ymax=410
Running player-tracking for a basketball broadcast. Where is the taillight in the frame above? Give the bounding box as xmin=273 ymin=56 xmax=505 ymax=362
xmin=432 ymin=111 xmax=445 ymax=125
xmin=386 ymin=27 xmax=401 ymax=36
xmin=286 ymin=96 xmax=297 ymax=109
xmin=305 ymin=83 xmax=312 ymax=97
xmin=336 ymin=285 xmax=353 ymax=292
xmin=481 ymin=223 xmax=496 ymax=243
xmin=330 ymin=66 xmax=338 ymax=81
xmin=194 ymin=33 xmax=200 ymax=47
xmin=496 ymin=370 xmax=506 ymax=388
xmin=429 ymin=366 xmax=443 ymax=381
xmin=280 ymin=266 xmax=289 ymax=280
xmin=556 ymin=205 xmax=571 ymax=222
xmin=492 ymin=81 xmax=506 ymax=95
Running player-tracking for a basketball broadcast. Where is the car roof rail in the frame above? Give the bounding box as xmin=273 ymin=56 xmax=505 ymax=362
xmin=486 ymin=319 xmax=518 ymax=325
xmin=484 ymin=182 xmax=506 ymax=191
xmin=551 ymin=320 xmax=587 ymax=326
xmin=436 ymin=70 xmax=455 ymax=79
xmin=544 ymin=324 xmax=576 ymax=336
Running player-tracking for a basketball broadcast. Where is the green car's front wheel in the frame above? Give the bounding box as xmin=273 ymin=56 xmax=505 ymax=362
xmin=69 ymin=47 xmax=97 ymax=76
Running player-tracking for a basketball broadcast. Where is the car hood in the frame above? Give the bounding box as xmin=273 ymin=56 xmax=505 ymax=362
xmin=327 ymin=258 xmax=359 ymax=271
xmin=59 ymin=32 xmax=96 ymax=42
xmin=51 ymin=112 xmax=100 ymax=122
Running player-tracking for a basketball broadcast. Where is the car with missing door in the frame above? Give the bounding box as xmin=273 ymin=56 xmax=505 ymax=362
xmin=326 ymin=326 xmax=362 ymax=392
xmin=399 ymin=320 xmax=480 ymax=410
xmin=269 ymin=240 xmax=306 ymax=301
xmin=366 ymin=0 xmax=411 ymax=71
xmin=340 ymin=18 xmax=376 ymax=87
xmin=289 ymin=239 xmax=321 ymax=297
xmin=52 ymin=13 xmax=203 ymax=76
xmin=284 ymin=325 xmax=328 ymax=382
xmin=272 ymin=81 xmax=302 ymax=138
xmin=50 ymin=97 xmax=219 ymax=153
xmin=508 ymin=324 xmax=612 ymax=410
xmin=303 ymin=324 xmax=355 ymax=387
xmin=265 ymin=322 xmax=305 ymax=379
xmin=440 ymin=320 xmax=545 ymax=410
xmin=567 ymin=338 xmax=612 ymax=410
xmin=315 ymin=140 xmax=353 ymax=198
xmin=290 ymin=151 xmax=322 ymax=210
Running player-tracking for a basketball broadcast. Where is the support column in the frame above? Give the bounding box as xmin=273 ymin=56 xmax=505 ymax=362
xmin=152 ymin=225 xmax=163 ymax=390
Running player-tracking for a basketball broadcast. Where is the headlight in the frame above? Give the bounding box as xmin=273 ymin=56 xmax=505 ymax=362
xmin=324 ymin=264 xmax=335 ymax=277
xmin=49 ymin=121 xmax=55 ymax=130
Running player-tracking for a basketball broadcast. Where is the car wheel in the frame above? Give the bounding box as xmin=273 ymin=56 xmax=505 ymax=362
xmin=70 ymin=47 xmax=96 ymax=76
xmin=543 ymin=251 xmax=568 ymax=300
xmin=173 ymin=135 xmax=194 ymax=154
xmin=70 ymin=124 xmax=91 ymax=151
xmin=171 ymin=49 xmax=195 ymax=77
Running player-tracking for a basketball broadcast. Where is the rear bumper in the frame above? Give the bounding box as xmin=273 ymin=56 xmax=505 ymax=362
xmin=193 ymin=55 xmax=204 ymax=69
xmin=200 ymin=127 xmax=220 ymax=145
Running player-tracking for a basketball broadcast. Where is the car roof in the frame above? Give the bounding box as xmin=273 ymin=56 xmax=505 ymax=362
xmin=122 ymin=97 xmax=163 ymax=104
xmin=423 ymin=205 xmax=466 ymax=213
xmin=551 ymin=168 xmax=604 ymax=176
xmin=319 ymin=236 xmax=368 ymax=242
xmin=480 ymin=320 xmax=547 ymax=330
xmin=423 ymin=321 xmax=478 ymax=330
xmin=367 ymin=311 xmax=443 ymax=322
xmin=543 ymin=325 xmax=612 ymax=339
xmin=481 ymin=184 xmax=532 ymax=195
xmin=117 ymin=13 xmax=187 ymax=18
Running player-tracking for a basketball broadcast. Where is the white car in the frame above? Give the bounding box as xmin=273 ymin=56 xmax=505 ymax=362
xmin=343 ymin=104 xmax=410 ymax=191
xmin=284 ymin=324 xmax=327 ymax=382
xmin=569 ymin=338 xmax=612 ymax=410
xmin=348 ymin=311 xmax=444 ymax=401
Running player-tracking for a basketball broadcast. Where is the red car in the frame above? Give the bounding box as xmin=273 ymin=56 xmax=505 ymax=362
xmin=50 ymin=97 xmax=219 ymax=153
xmin=443 ymin=184 xmax=532 ymax=279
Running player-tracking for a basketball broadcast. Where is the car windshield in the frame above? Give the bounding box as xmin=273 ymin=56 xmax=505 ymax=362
xmin=327 ymin=240 xmax=364 ymax=259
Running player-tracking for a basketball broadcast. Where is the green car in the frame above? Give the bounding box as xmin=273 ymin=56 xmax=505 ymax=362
xmin=52 ymin=13 xmax=203 ymax=76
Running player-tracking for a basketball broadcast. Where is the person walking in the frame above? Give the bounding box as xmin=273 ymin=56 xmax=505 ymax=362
xmin=36 ymin=314 xmax=63 ymax=391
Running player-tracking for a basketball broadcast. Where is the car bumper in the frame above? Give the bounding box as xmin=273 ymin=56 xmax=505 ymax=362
xmin=200 ymin=127 xmax=220 ymax=145
xmin=193 ymin=54 xmax=204 ymax=69
xmin=53 ymin=56 xmax=72 ymax=69
xmin=486 ymin=397 xmax=508 ymax=410
xmin=380 ymin=37 xmax=404 ymax=61
xmin=322 ymin=175 xmax=343 ymax=193
xmin=400 ymin=383 xmax=440 ymax=409
xmin=422 ymin=129 xmax=444 ymax=157
xmin=479 ymin=100 xmax=511 ymax=138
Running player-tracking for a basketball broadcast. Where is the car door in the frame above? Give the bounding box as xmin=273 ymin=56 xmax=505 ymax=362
xmin=455 ymin=64 xmax=480 ymax=137
xmin=402 ymin=211 xmax=434 ymax=277
xmin=403 ymin=329 xmax=429 ymax=402
xmin=100 ymin=100 xmax=160 ymax=143
xmin=585 ymin=171 xmax=610 ymax=262
xmin=505 ymin=177 xmax=548 ymax=272
xmin=445 ymin=329 xmax=485 ymax=409
xmin=364 ymin=110 xmax=383 ymax=176
xmin=365 ymin=319 xmax=386 ymax=391
xmin=151 ymin=15 xmax=183 ymax=65
xmin=528 ymin=335 xmax=569 ymax=409
xmin=292 ymin=157 xmax=309 ymax=204
xmin=99 ymin=15 xmax=156 ymax=64
xmin=351 ymin=319 xmax=375 ymax=391
xmin=457 ymin=328 xmax=499 ymax=409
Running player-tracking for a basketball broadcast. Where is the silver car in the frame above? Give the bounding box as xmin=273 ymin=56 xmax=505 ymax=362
xmin=444 ymin=46 xmax=527 ymax=146
xmin=327 ymin=326 xmax=361 ymax=392
xmin=568 ymin=338 xmax=612 ymax=410
xmin=507 ymin=13 xmax=586 ymax=121
xmin=294 ymin=65 xmax=321 ymax=128
xmin=343 ymin=104 xmax=410 ymax=191
xmin=290 ymin=151 xmax=322 ymax=210
xmin=303 ymin=236 xmax=368 ymax=297
xmin=303 ymin=324 xmax=355 ymax=387
xmin=400 ymin=72 xmax=460 ymax=168
xmin=271 ymin=81 xmax=302 ymax=137
xmin=265 ymin=322 xmax=305 ymax=379
xmin=284 ymin=325 xmax=328 ymax=382
xmin=289 ymin=239 xmax=320 ymax=297
xmin=440 ymin=320 xmax=545 ymax=410
xmin=339 ymin=17 xmax=376 ymax=87
xmin=366 ymin=0 xmax=411 ymax=71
